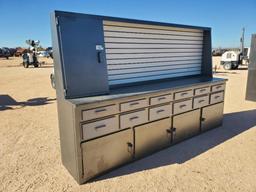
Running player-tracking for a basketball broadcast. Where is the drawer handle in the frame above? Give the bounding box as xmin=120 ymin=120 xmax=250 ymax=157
xmin=129 ymin=116 xmax=139 ymax=121
xmin=127 ymin=142 xmax=133 ymax=153
xmin=198 ymin=99 xmax=205 ymax=103
xmin=156 ymin=109 xmax=165 ymax=113
xmin=158 ymin=97 xmax=166 ymax=101
xmin=181 ymin=92 xmax=188 ymax=96
xmin=129 ymin=102 xmax=140 ymax=106
xmin=95 ymin=108 xmax=107 ymax=113
xmin=179 ymin=104 xmax=187 ymax=108
xmin=200 ymin=89 xmax=206 ymax=92
xmin=216 ymin=85 xmax=222 ymax=89
xmin=95 ymin=124 xmax=106 ymax=129
xmin=214 ymin=96 xmax=220 ymax=99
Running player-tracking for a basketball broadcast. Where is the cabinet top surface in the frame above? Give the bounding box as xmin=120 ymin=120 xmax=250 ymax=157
xmin=67 ymin=76 xmax=227 ymax=105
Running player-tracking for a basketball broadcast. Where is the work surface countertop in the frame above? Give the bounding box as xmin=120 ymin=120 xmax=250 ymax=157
xmin=68 ymin=76 xmax=227 ymax=105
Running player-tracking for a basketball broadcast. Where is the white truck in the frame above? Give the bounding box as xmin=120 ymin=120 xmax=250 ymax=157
xmin=220 ymin=48 xmax=250 ymax=70
xmin=220 ymin=28 xmax=250 ymax=70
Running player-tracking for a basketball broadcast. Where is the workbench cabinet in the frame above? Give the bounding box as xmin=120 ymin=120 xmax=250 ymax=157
xmin=51 ymin=11 xmax=227 ymax=184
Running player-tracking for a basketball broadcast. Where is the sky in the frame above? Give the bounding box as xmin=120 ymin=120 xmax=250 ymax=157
xmin=0 ymin=0 xmax=255 ymax=48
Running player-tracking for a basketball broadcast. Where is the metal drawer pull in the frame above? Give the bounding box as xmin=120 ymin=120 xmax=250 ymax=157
xmin=198 ymin=99 xmax=205 ymax=103
xmin=158 ymin=97 xmax=166 ymax=101
xmin=181 ymin=92 xmax=188 ymax=96
xmin=95 ymin=124 xmax=106 ymax=129
xmin=200 ymin=89 xmax=206 ymax=92
xmin=214 ymin=96 xmax=220 ymax=99
xmin=127 ymin=142 xmax=133 ymax=153
xmin=129 ymin=116 xmax=139 ymax=121
xmin=156 ymin=109 xmax=165 ymax=113
xmin=95 ymin=108 xmax=107 ymax=113
xmin=129 ymin=102 xmax=140 ymax=106
xmin=179 ymin=104 xmax=187 ymax=108
xmin=201 ymin=117 xmax=206 ymax=121
xmin=216 ymin=85 xmax=222 ymax=89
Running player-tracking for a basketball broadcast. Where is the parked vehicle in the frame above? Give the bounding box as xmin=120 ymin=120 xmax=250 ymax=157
xmin=37 ymin=51 xmax=50 ymax=57
xmin=0 ymin=47 xmax=11 ymax=59
xmin=221 ymin=28 xmax=250 ymax=70
xmin=45 ymin=47 xmax=53 ymax=58
xmin=15 ymin=47 xmax=27 ymax=57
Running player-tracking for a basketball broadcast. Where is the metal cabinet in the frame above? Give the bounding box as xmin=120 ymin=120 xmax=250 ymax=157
xmin=81 ymin=129 xmax=133 ymax=181
xmin=172 ymin=109 xmax=201 ymax=143
xmin=134 ymin=118 xmax=172 ymax=158
xmin=201 ymin=103 xmax=224 ymax=132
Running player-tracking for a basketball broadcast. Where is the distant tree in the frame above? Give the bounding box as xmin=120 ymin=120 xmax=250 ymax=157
xmin=37 ymin=46 xmax=45 ymax=51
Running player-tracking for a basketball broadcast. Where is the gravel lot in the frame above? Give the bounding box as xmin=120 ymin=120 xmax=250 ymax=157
xmin=0 ymin=57 xmax=256 ymax=192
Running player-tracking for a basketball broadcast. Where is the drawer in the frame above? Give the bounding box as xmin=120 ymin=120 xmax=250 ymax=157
xmin=193 ymin=95 xmax=209 ymax=109
xmin=120 ymin=110 xmax=148 ymax=129
xmin=82 ymin=105 xmax=118 ymax=121
xmin=82 ymin=116 xmax=119 ymax=140
xmin=194 ymin=86 xmax=210 ymax=96
xmin=173 ymin=99 xmax=192 ymax=114
xmin=150 ymin=94 xmax=173 ymax=105
xmin=210 ymin=92 xmax=224 ymax=104
xmin=211 ymin=84 xmax=225 ymax=92
xmin=149 ymin=104 xmax=172 ymax=121
xmin=120 ymin=99 xmax=147 ymax=112
xmin=174 ymin=90 xmax=193 ymax=100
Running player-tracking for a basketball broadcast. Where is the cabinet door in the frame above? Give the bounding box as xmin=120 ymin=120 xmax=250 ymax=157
xmin=134 ymin=118 xmax=172 ymax=159
xmin=81 ymin=129 xmax=133 ymax=181
xmin=172 ymin=109 xmax=200 ymax=143
xmin=201 ymin=103 xmax=224 ymax=132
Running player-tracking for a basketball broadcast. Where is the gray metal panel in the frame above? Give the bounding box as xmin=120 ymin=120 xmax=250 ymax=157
xmin=246 ymin=34 xmax=256 ymax=101
xmin=201 ymin=30 xmax=213 ymax=77
xmin=201 ymin=102 xmax=224 ymax=131
xmin=54 ymin=12 xmax=109 ymax=98
xmin=172 ymin=109 xmax=200 ymax=143
xmin=50 ymin=13 xmax=80 ymax=182
xmin=134 ymin=118 xmax=172 ymax=159
xmin=81 ymin=129 xmax=133 ymax=181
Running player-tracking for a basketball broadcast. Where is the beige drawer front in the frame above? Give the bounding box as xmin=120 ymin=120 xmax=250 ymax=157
xmin=120 ymin=99 xmax=147 ymax=112
xmin=149 ymin=104 xmax=172 ymax=121
xmin=173 ymin=99 xmax=192 ymax=114
xmin=194 ymin=86 xmax=210 ymax=96
xmin=120 ymin=110 xmax=148 ymax=129
xmin=193 ymin=95 xmax=209 ymax=109
xmin=174 ymin=90 xmax=193 ymax=100
xmin=210 ymin=92 xmax=224 ymax=104
xmin=82 ymin=105 xmax=118 ymax=121
xmin=211 ymin=84 xmax=225 ymax=92
xmin=150 ymin=94 xmax=173 ymax=105
xmin=82 ymin=116 xmax=119 ymax=140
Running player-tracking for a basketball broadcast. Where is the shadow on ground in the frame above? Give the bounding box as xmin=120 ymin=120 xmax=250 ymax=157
xmin=0 ymin=94 xmax=56 ymax=111
xmin=95 ymin=109 xmax=256 ymax=181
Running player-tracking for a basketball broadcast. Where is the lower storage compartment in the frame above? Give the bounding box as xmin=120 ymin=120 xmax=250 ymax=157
xmin=172 ymin=109 xmax=200 ymax=143
xmin=201 ymin=102 xmax=224 ymax=132
xmin=81 ymin=129 xmax=133 ymax=181
xmin=134 ymin=118 xmax=172 ymax=159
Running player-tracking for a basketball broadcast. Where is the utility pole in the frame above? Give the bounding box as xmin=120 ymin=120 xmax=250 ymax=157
xmin=240 ymin=27 xmax=245 ymax=58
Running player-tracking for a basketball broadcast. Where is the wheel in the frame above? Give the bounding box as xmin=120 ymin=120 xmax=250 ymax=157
xmin=25 ymin=62 xmax=29 ymax=68
xmin=232 ymin=65 xmax=239 ymax=69
xmin=6 ymin=56 xmax=9 ymax=59
xmin=34 ymin=64 xmax=39 ymax=67
xmin=223 ymin=62 xmax=232 ymax=70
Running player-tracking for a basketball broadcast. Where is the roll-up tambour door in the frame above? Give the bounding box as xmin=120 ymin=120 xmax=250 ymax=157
xmin=103 ymin=21 xmax=204 ymax=85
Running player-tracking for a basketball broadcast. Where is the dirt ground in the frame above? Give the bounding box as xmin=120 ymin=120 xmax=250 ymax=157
xmin=0 ymin=57 xmax=256 ymax=192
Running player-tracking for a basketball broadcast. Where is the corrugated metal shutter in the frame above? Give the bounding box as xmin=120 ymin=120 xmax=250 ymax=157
xmin=103 ymin=20 xmax=204 ymax=85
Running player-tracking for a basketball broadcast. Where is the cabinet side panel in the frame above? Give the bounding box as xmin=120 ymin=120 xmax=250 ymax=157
xmin=51 ymin=12 xmax=79 ymax=182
